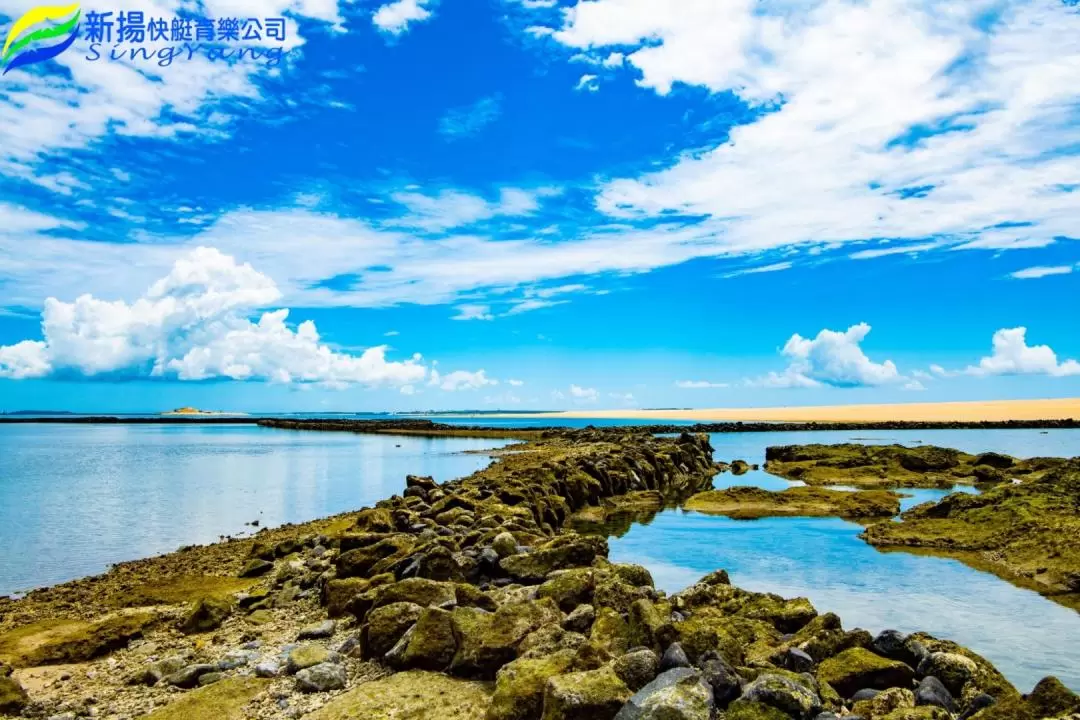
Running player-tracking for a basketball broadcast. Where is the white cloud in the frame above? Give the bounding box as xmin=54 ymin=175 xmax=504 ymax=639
xmin=722 ymin=262 xmax=792 ymax=278
xmin=964 ymin=327 xmax=1080 ymax=377
xmin=0 ymin=247 xmax=429 ymax=386
xmin=903 ymin=380 xmax=927 ymax=391
xmin=675 ymin=380 xmax=729 ymax=389
xmin=575 ymin=74 xmax=600 ymax=92
xmin=439 ymin=96 xmax=503 ymax=138
xmin=850 ymin=243 xmax=941 ymax=260
xmin=452 ymin=304 xmax=494 ymax=321
xmin=373 ymin=0 xmax=435 ymax=35
xmin=504 ymin=299 xmax=567 ymax=315
xmin=542 ymin=0 xmax=1080 ymax=256
xmin=569 ymin=384 xmax=600 ymax=402
xmin=389 ymin=187 xmax=549 ymax=231
xmin=384 ymin=330 xmax=400 ymax=336
xmin=1009 ymin=265 xmax=1074 ymax=280
xmin=508 ymin=379 xmax=525 ymax=386
xmin=751 ymin=323 xmax=904 ymax=388
xmin=0 ymin=0 xmax=342 ymax=188
xmin=435 ymin=369 xmax=498 ymax=391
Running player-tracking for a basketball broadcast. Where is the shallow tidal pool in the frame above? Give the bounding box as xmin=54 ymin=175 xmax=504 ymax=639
xmin=608 ymin=428 xmax=1080 ymax=693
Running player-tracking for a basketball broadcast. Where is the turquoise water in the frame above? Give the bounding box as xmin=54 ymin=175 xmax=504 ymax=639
xmin=0 ymin=424 xmax=510 ymax=596
xmin=1 ymin=422 xmax=1077 ymax=692
xmin=608 ymin=428 xmax=1080 ymax=692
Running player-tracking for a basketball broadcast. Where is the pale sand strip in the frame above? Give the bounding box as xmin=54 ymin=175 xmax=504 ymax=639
xmin=496 ymin=398 xmax=1080 ymax=423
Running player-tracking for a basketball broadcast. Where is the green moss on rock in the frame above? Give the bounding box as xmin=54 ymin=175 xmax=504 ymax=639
xmin=137 ymin=677 xmax=268 ymax=720
xmin=685 ymin=486 xmax=901 ymax=519
xmin=308 ymin=670 xmax=493 ymax=720
xmin=817 ymin=647 xmax=914 ymax=698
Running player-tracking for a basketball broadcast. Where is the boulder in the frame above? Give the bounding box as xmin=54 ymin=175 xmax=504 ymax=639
xmin=0 ymin=675 xmax=29 ymax=714
xmin=296 ymin=662 xmax=347 ymax=693
xmin=363 ymin=602 xmax=424 ymax=658
xmin=613 ymin=648 xmax=660 ymax=692
xmin=402 ymin=607 xmax=458 ymax=671
xmin=628 ymin=599 xmax=674 ymax=653
xmin=542 ymin=666 xmax=632 ymax=720
xmin=659 ymin=642 xmax=691 ymax=672
xmin=501 ymin=535 xmax=608 ymax=582
xmin=739 ymin=673 xmax=822 ymax=719
xmin=298 ymin=620 xmax=336 ymax=640
xmin=564 ymin=604 xmax=596 ymax=634
xmin=336 ymin=535 xmax=414 ymax=578
xmin=492 ymin=532 xmax=518 ymax=558
xmin=916 ymin=652 xmax=977 ymax=696
xmin=853 ymin=687 xmax=915 ymax=717
xmin=518 ymin=624 xmax=587 ymax=658
xmin=699 ymin=653 xmax=742 ymax=706
xmin=818 ymin=647 xmax=915 ymax=698
xmin=180 ymin=596 xmax=232 ymax=635
xmin=164 ymin=663 xmax=218 ymax=689
xmin=538 ymin=569 xmax=595 ymax=612
xmin=914 ymin=676 xmax=954 ymax=711
xmin=615 ymin=667 xmax=714 ymax=720
xmin=591 ymin=607 xmax=631 ymax=656
xmin=1026 ymin=676 xmax=1080 ymax=718
xmin=239 ymin=558 xmax=274 ymax=578
xmin=487 ymin=649 xmax=578 ymax=720
xmin=307 ymin=670 xmax=491 ymax=720
xmin=287 ymin=644 xmax=332 ymax=673
xmin=451 ymin=598 xmax=562 ymax=678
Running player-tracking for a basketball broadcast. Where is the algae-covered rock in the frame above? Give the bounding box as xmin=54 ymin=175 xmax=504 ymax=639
xmin=402 ymin=607 xmax=458 ymax=670
xmin=739 ymin=672 xmax=822 ymax=718
xmin=363 ymin=601 xmax=424 ymax=658
xmin=725 ymin=700 xmax=792 ymax=719
xmin=628 ymin=599 xmax=675 ymax=653
xmin=591 ymin=607 xmax=631 ymax=657
xmin=308 ymin=670 xmax=493 ymax=720
xmin=685 ymin=486 xmax=901 ymax=519
xmin=137 ymin=676 xmax=268 ymax=720
xmin=1026 ymin=676 xmax=1080 ymax=718
xmin=0 ymin=612 xmax=157 ymax=667
xmin=877 ymin=708 xmax=952 ymax=720
xmin=488 ymin=649 xmax=578 ymax=720
xmin=287 ymin=644 xmax=332 ymax=673
xmin=366 ymin=578 xmax=459 ymax=617
xmin=613 ymin=648 xmax=660 ymax=692
xmin=542 ymin=666 xmax=632 ymax=720
xmin=518 ymin=624 xmax=587 ymax=658
xmin=296 ymin=662 xmax=347 ymax=693
xmin=852 ymin=686 xmax=915 ymax=717
xmin=0 ymin=674 xmax=29 ymax=714
xmin=451 ymin=598 xmax=563 ymax=677
xmin=501 ymin=535 xmax=609 ymax=582
xmin=239 ymin=558 xmax=274 ymax=577
xmin=917 ymin=652 xmax=977 ymax=696
xmin=538 ymin=569 xmax=595 ymax=612
xmin=818 ymin=647 xmax=914 ymax=698
xmin=614 ymin=667 xmax=714 ymax=720
xmin=492 ymin=532 xmax=519 ymax=558
xmin=180 ymin=596 xmax=232 ymax=634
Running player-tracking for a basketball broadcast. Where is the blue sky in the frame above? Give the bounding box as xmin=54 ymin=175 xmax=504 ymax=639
xmin=0 ymin=0 xmax=1078 ymax=412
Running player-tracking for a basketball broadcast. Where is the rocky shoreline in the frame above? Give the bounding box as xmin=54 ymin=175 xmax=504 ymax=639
xmin=1 ymin=427 xmax=1078 ymax=720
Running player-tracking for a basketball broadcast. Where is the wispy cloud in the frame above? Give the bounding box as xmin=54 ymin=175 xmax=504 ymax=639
xmin=722 ymin=262 xmax=792 ymax=278
xmin=1009 ymin=265 xmax=1074 ymax=280
xmin=439 ymin=95 xmax=503 ymax=139
xmin=452 ymin=304 xmax=494 ymax=321
xmin=675 ymin=380 xmax=729 ymax=389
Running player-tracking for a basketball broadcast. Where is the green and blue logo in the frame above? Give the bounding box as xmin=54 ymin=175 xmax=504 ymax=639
xmin=2 ymin=4 xmax=81 ymax=75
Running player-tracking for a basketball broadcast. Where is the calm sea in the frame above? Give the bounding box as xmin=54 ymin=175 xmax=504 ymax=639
xmin=0 ymin=421 xmax=1077 ymax=691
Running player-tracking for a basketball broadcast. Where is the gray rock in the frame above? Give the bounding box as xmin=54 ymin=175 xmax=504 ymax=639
xmin=615 ymin=668 xmax=713 ymax=720
xmin=297 ymin=620 xmax=336 ymax=640
xmin=217 ymin=650 xmax=257 ymax=670
xmin=872 ymin=629 xmax=910 ymax=661
xmin=739 ymin=673 xmax=822 ymax=719
xmin=140 ymin=656 xmax=188 ymax=685
xmin=613 ymin=648 xmax=660 ymax=692
xmin=959 ymin=692 xmax=996 ymax=719
xmin=659 ymin=642 xmax=691 ymax=672
xmin=295 ymin=662 xmax=347 ymax=693
xmin=915 ymin=675 xmax=955 ymax=711
xmin=851 ymin=688 xmax=881 ymax=702
xmin=164 ymin=663 xmax=217 ymax=689
xmin=255 ymin=660 xmax=283 ymax=678
xmin=197 ymin=671 xmax=225 ymax=686
xmin=780 ymin=647 xmax=815 ymax=673
xmin=564 ymin=604 xmax=596 ymax=634
xmin=699 ymin=655 xmax=741 ymax=706
xmin=336 ymin=635 xmax=363 ymax=658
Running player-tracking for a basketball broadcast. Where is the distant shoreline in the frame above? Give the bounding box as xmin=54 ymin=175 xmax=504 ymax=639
xmin=491 ymin=397 xmax=1080 ymax=423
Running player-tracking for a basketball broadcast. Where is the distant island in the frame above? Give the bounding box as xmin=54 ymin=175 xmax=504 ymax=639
xmin=161 ymin=407 xmax=247 ymax=416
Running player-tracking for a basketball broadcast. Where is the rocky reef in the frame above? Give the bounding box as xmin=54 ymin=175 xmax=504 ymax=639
xmin=684 ymin=486 xmax=902 ymax=520
xmin=763 ymin=443 xmax=1066 ymax=489
xmin=0 ymin=429 xmax=1077 ymax=720
xmin=863 ymin=456 xmax=1080 ymax=611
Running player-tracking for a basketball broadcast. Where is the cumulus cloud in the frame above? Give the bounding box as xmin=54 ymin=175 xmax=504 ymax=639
xmin=0 ymin=247 xmax=434 ymax=388
xmin=964 ymin=327 xmax=1080 ymax=377
xmin=751 ymin=323 xmax=904 ymax=388
xmin=373 ymin=0 xmax=436 ymax=35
